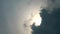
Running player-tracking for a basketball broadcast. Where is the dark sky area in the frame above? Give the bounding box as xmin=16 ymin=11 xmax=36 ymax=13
xmin=31 ymin=0 xmax=60 ymax=34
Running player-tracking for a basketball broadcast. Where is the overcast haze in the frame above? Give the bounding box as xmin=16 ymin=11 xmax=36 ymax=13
xmin=1 ymin=0 xmax=60 ymax=34
xmin=1 ymin=0 xmax=42 ymax=34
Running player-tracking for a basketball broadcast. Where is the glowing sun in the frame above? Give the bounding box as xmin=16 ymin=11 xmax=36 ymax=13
xmin=32 ymin=14 xmax=42 ymax=26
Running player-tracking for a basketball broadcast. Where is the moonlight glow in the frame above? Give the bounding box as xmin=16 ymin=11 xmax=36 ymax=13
xmin=32 ymin=14 xmax=42 ymax=26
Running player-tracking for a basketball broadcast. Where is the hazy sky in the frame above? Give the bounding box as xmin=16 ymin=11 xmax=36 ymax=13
xmin=1 ymin=0 xmax=42 ymax=34
xmin=16 ymin=0 xmax=41 ymax=34
xmin=2 ymin=0 xmax=60 ymax=34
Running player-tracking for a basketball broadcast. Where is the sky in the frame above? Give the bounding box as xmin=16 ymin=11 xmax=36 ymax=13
xmin=1 ymin=0 xmax=42 ymax=34
xmin=1 ymin=0 xmax=60 ymax=34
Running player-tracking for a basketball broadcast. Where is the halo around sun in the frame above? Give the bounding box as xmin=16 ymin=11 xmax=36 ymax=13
xmin=32 ymin=14 xmax=42 ymax=26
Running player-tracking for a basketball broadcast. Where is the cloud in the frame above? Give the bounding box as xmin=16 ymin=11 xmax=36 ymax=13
xmin=32 ymin=0 xmax=60 ymax=34
xmin=40 ymin=0 xmax=60 ymax=14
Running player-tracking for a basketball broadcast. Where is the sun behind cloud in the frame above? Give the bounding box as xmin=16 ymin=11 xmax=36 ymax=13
xmin=32 ymin=14 xmax=42 ymax=26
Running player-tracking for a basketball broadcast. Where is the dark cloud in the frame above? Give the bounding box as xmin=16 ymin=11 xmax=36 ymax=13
xmin=32 ymin=8 xmax=60 ymax=34
xmin=41 ymin=0 xmax=60 ymax=14
xmin=31 ymin=0 xmax=60 ymax=34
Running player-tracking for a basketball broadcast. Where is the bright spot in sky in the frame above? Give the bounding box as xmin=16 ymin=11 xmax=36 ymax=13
xmin=32 ymin=14 xmax=42 ymax=26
